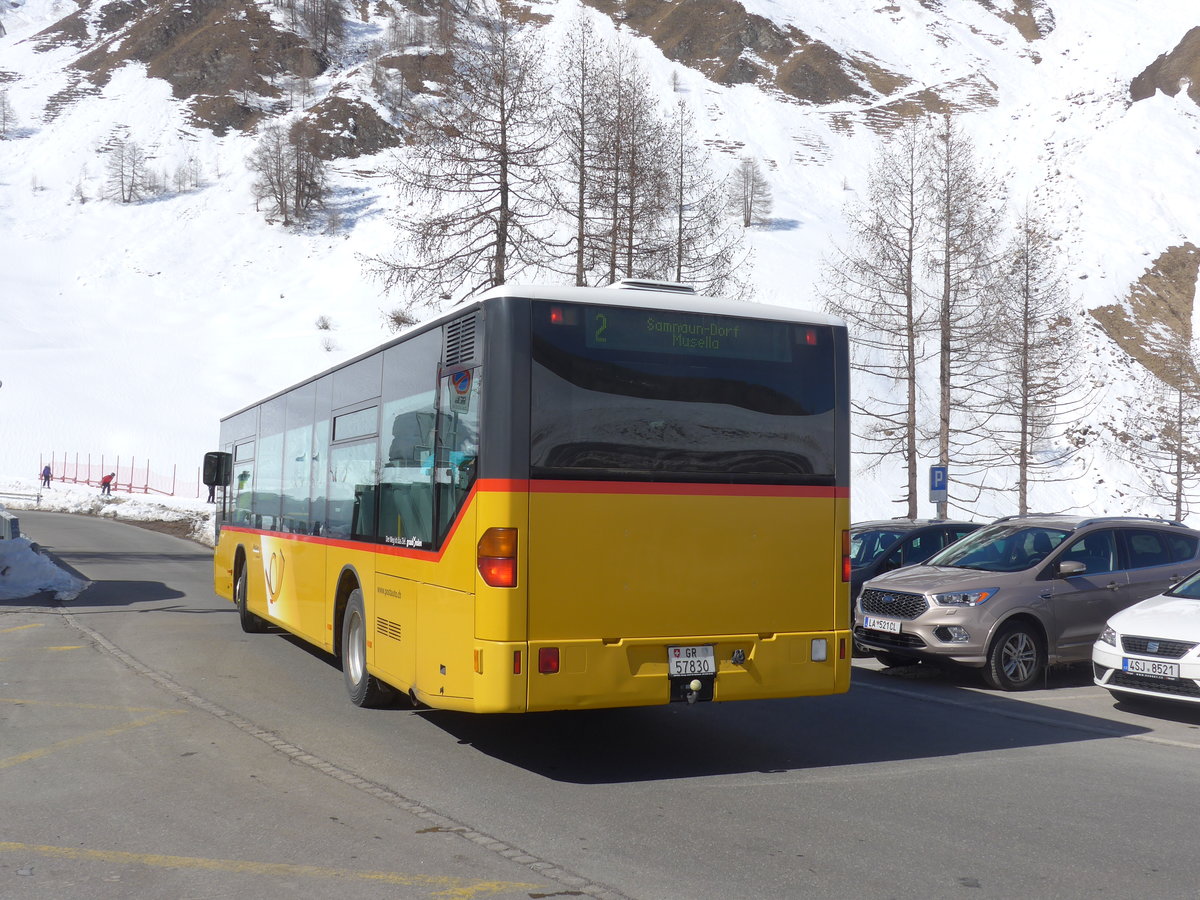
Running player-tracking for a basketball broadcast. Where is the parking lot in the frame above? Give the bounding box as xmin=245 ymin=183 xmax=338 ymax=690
xmin=5 ymin=510 xmax=1200 ymax=899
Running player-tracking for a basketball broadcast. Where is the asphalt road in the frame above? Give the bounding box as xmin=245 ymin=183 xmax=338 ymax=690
xmin=4 ymin=510 xmax=1200 ymax=899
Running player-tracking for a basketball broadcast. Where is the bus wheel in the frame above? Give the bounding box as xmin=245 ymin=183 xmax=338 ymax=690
xmin=342 ymin=589 xmax=394 ymax=708
xmin=236 ymin=566 xmax=269 ymax=634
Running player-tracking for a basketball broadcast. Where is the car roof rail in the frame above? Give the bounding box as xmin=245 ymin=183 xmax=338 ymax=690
xmin=1074 ymin=516 xmax=1187 ymax=529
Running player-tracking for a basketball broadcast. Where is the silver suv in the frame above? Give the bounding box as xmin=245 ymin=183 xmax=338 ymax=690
xmin=854 ymin=515 xmax=1200 ymax=690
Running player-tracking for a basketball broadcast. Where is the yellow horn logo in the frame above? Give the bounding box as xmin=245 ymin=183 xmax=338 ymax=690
xmin=264 ymin=549 xmax=286 ymax=605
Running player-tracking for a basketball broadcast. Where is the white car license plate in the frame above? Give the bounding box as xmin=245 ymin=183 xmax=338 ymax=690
xmin=863 ymin=616 xmax=902 ymax=635
xmin=668 ymin=645 xmax=715 ymax=677
xmin=1123 ymin=658 xmax=1180 ymax=678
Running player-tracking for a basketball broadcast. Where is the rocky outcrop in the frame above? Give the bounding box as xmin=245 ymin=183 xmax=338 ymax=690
xmin=582 ymin=0 xmax=910 ymax=105
xmin=302 ymin=96 xmax=402 ymax=159
xmin=1091 ymin=244 xmax=1200 ymax=389
xmin=1131 ymin=27 xmax=1200 ymax=106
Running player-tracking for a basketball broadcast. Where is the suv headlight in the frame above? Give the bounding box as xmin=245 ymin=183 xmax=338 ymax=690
xmin=932 ymin=588 xmax=998 ymax=607
xmin=1099 ymin=626 xmax=1117 ymax=646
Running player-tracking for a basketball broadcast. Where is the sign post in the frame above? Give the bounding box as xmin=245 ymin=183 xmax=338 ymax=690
xmin=929 ymin=465 xmax=948 ymax=518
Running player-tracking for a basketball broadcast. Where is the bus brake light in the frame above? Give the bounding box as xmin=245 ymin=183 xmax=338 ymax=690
xmin=478 ymin=528 xmax=518 ymax=587
xmin=538 ymin=647 xmax=560 ymax=674
xmin=841 ymin=529 xmax=851 ymax=582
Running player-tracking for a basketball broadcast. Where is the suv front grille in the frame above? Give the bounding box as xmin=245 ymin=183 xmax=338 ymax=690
xmin=1120 ymin=636 xmax=1196 ymax=659
xmin=860 ymin=589 xmax=928 ymax=620
xmin=853 ymin=626 xmax=926 ymax=649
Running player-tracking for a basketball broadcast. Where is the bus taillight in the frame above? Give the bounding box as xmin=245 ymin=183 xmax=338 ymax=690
xmin=841 ymin=529 xmax=851 ymax=582
xmin=538 ymin=647 xmax=560 ymax=674
xmin=478 ymin=527 xmax=518 ymax=587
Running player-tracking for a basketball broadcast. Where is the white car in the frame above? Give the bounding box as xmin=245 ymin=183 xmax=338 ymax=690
xmin=1093 ymin=568 xmax=1200 ymax=705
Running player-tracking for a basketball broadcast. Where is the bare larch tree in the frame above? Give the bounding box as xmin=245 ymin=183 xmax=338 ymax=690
xmin=728 ymin=156 xmax=773 ymax=227
xmin=1136 ymin=335 xmax=1200 ymax=522
xmin=822 ymin=118 xmax=931 ymax=517
xmin=986 ymin=205 xmax=1088 ymax=514
xmin=553 ymin=11 xmax=609 ymax=286
xmin=924 ymin=112 xmax=1003 ymax=516
xmin=365 ymin=1 xmax=555 ymax=307
xmin=660 ymin=98 xmax=749 ymax=296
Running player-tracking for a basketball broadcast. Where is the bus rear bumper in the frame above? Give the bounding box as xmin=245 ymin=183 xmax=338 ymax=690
xmin=524 ymin=631 xmax=851 ymax=712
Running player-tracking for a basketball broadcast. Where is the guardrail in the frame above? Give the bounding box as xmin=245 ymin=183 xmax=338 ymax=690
xmin=0 ymin=491 xmax=41 ymax=506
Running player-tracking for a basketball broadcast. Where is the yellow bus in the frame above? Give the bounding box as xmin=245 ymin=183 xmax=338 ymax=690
xmin=208 ymin=281 xmax=851 ymax=712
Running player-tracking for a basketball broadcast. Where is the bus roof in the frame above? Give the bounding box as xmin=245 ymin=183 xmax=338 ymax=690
xmin=220 ymin=283 xmax=844 ymax=422
xmin=478 ymin=283 xmax=845 ymax=328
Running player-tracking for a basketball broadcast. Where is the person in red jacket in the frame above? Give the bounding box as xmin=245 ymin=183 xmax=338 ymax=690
xmin=100 ymin=473 xmax=115 ymax=495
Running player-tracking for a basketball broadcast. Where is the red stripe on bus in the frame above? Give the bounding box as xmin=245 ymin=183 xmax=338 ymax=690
xmin=476 ymin=478 xmax=847 ymax=499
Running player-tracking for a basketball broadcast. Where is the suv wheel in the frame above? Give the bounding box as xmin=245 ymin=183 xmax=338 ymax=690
xmin=983 ymin=621 xmax=1045 ymax=691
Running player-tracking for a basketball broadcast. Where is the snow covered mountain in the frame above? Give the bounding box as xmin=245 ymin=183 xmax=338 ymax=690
xmin=2 ymin=0 xmax=1198 ymax=521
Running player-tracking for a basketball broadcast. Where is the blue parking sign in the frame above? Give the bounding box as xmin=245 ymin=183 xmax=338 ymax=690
xmin=929 ymin=465 xmax=948 ymax=503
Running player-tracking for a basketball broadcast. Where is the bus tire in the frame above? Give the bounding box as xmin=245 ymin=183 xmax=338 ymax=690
xmin=236 ymin=565 xmax=269 ymax=634
xmin=342 ymin=589 xmax=394 ymax=708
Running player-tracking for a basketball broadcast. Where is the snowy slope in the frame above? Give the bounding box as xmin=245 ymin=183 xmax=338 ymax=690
xmin=1 ymin=0 xmax=1198 ymax=521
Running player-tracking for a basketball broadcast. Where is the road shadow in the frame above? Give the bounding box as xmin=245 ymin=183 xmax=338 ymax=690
xmin=67 ymin=579 xmax=189 ymax=608
xmin=1110 ymin=694 xmax=1200 ymax=726
xmin=868 ymin=658 xmax=1097 ymax=691
xmin=418 ymin=666 xmax=1151 ymax=785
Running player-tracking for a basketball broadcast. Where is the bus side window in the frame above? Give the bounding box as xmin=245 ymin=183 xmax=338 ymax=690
xmin=379 ymin=406 xmax=437 ymax=547
xmin=435 ymin=368 xmax=480 ymax=541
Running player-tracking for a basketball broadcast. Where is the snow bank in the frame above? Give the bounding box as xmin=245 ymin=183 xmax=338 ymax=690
xmin=0 ymin=537 xmax=90 ymax=601
xmin=1 ymin=478 xmax=216 ymax=542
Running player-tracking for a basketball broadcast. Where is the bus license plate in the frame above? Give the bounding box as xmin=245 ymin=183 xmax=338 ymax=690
xmin=668 ymin=645 xmax=715 ymax=677
xmin=1123 ymin=658 xmax=1179 ymax=678
xmin=863 ymin=616 xmax=902 ymax=635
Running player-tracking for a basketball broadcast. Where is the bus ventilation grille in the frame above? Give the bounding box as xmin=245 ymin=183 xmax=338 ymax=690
xmin=377 ymin=617 xmax=403 ymax=642
xmin=443 ymin=313 xmax=478 ymax=367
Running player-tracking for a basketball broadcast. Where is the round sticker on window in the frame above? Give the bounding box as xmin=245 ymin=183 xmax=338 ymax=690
xmin=450 ymin=370 xmax=472 ymax=412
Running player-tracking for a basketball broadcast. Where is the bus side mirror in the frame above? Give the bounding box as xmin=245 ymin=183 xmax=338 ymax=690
xmin=203 ymin=451 xmax=233 ymax=487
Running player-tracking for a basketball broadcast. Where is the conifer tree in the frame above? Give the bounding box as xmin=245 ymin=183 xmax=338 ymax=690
xmin=983 ymin=205 xmax=1089 ymax=513
xmin=660 ymin=99 xmax=749 ymax=296
xmin=822 ymin=119 xmax=930 ymax=517
xmin=728 ymin=156 xmax=773 ymax=227
xmin=923 ymin=111 xmax=1004 ymax=516
xmin=365 ymin=1 xmax=555 ymax=306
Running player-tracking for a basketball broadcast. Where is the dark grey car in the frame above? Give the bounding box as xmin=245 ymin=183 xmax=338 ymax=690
xmin=854 ymin=515 xmax=1200 ymax=690
xmin=849 ymin=519 xmax=982 ymax=606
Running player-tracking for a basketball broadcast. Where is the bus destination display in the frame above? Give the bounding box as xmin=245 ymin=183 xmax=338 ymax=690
xmin=584 ymin=307 xmax=793 ymax=362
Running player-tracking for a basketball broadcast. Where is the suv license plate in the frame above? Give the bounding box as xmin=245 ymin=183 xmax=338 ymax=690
xmin=1123 ymin=658 xmax=1179 ymax=678
xmin=668 ymin=645 xmax=715 ymax=677
xmin=863 ymin=616 xmax=902 ymax=635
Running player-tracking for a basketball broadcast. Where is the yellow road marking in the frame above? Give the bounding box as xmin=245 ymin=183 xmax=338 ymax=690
xmin=0 ymin=843 xmax=541 ymax=897
xmin=0 ymin=711 xmax=184 ymax=770
xmin=46 ymin=645 xmax=84 ymax=651
xmin=0 ymin=623 xmax=43 ymax=634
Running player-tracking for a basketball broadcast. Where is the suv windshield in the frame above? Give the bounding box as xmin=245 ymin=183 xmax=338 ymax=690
xmin=928 ymin=523 xmax=1070 ymax=573
xmin=850 ymin=529 xmax=906 ymax=567
xmin=1168 ymin=569 xmax=1200 ymax=600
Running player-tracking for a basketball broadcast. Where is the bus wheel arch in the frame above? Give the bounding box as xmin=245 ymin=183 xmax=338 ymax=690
xmin=234 ymin=546 xmax=268 ymax=634
xmin=339 ymin=583 xmax=394 ymax=708
xmin=332 ymin=566 xmax=362 ymax=662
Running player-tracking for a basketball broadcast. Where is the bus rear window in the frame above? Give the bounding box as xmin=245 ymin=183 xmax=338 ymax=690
xmin=530 ymin=301 xmax=837 ymax=484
